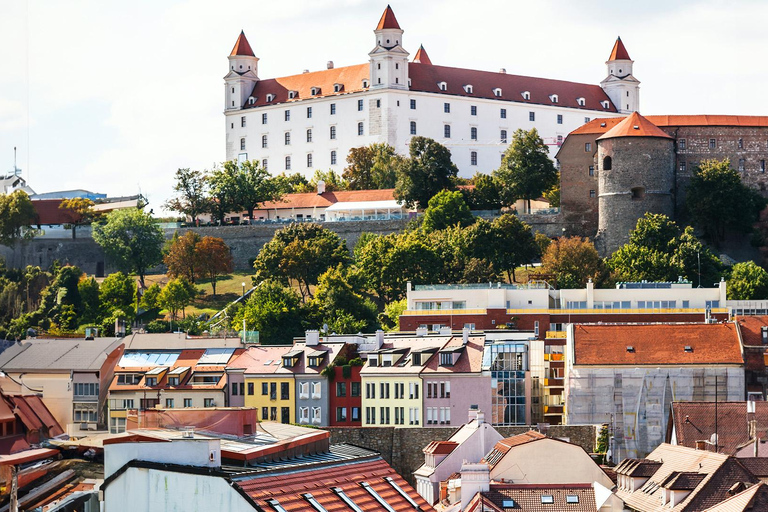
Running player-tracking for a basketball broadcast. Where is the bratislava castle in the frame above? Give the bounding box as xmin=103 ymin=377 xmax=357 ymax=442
xmin=224 ymin=6 xmax=636 ymax=177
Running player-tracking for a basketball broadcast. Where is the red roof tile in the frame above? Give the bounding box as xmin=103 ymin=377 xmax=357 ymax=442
xmin=471 ymin=484 xmax=597 ymax=512
xmin=482 ymin=431 xmax=546 ymax=468
xmin=237 ymin=456 xmax=434 ymax=511
xmin=737 ymin=316 xmax=768 ymax=347
xmin=413 ymin=45 xmax=432 ymax=65
xmin=32 ymin=199 xmax=81 ymax=226
xmin=230 ymin=31 xmax=254 ymax=57
xmin=608 ymin=37 xmax=631 ymax=61
xmin=670 ymin=402 xmax=768 ymax=455
xmin=376 ymin=5 xmax=401 ymax=30
xmin=572 ymin=323 xmax=744 ymax=366
xmin=597 ymin=111 xmax=674 ymax=141
xmin=424 ymin=441 xmax=458 ymax=455
xmin=257 ymin=189 xmax=396 ymax=212
xmin=572 ymin=115 xmax=768 ymax=136
xmin=421 ymin=335 xmax=485 ymax=374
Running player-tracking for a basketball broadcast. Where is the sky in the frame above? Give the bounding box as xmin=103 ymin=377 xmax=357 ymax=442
xmin=1 ymin=0 xmax=768 ymax=213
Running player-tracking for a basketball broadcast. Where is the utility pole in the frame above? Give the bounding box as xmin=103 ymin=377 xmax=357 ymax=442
xmin=10 ymin=464 xmax=18 ymax=512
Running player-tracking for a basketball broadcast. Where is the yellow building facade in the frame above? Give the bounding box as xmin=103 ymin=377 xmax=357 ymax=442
xmin=243 ymin=374 xmax=295 ymax=424
xmin=360 ymin=374 xmax=422 ymax=427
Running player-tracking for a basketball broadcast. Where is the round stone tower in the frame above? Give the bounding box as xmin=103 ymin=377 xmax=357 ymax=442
xmin=596 ymin=112 xmax=675 ymax=255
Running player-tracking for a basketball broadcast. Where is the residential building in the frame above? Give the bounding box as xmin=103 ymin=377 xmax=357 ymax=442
xmin=0 ymin=336 xmax=124 ymax=434
xmin=557 ymin=114 xmax=768 ymax=245
xmin=101 ymin=423 xmax=433 ymax=511
xmin=291 ymin=334 xmax=349 ymax=426
xmin=229 ymin=345 xmax=296 ymax=424
xmin=107 ymin=347 xmax=243 ymax=433
xmin=734 ymin=315 xmax=768 ymax=400
xmin=566 ymin=323 xmax=746 ymax=459
xmin=414 ymin=407 xmax=503 ymax=505
xmin=614 ymin=443 xmax=762 ymax=511
xmin=224 ymin=7 xmax=627 ymax=178
xmin=701 ymin=482 xmax=768 ymax=511
xmin=0 ymin=390 xmax=64 ymax=453
xmin=400 ymin=279 xmax=729 ymax=334
xmin=421 ymin=331 xmax=489 ymax=428
xmin=328 ymin=363 xmax=364 ymax=427
xmin=465 ymin=484 xmax=602 ymax=512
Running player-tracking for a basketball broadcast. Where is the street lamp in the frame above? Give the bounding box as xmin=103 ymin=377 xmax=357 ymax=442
xmin=242 ymin=282 xmax=246 ymax=298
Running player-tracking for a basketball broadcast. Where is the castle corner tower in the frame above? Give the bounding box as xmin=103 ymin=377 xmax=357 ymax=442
xmin=600 ymin=37 xmax=640 ymax=114
xmin=224 ymin=31 xmax=259 ymax=111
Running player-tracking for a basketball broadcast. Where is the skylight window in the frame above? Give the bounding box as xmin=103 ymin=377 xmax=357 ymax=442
xmin=541 ymin=495 xmax=554 ymax=504
xmin=502 ymin=499 xmax=515 ymax=507
xmin=626 ymin=346 xmax=635 ymax=353
xmin=331 ymin=488 xmax=363 ymax=512
xmin=263 ymin=360 xmax=273 ymax=365
xmin=684 ymin=346 xmax=693 ymax=353
xmin=384 ymin=477 xmax=420 ymax=509
xmin=361 ymin=482 xmax=396 ymax=512
xmin=566 ymin=495 xmax=579 ymax=504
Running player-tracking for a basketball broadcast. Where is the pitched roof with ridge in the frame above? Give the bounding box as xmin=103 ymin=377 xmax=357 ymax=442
xmin=597 ymin=111 xmax=674 ymax=140
xmin=230 ymin=31 xmax=254 ymax=57
xmin=482 ymin=431 xmax=547 ymax=469
xmin=608 ymin=37 xmax=631 ymax=61
xmin=572 ymin=323 xmax=744 ymax=366
xmin=703 ymin=482 xmax=768 ymax=512
xmin=469 ymin=484 xmax=597 ymax=512
xmin=0 ymin=337 xmax=124 ymax=372
xmin=376 ymin=5 xmax=401 ymax=30
xmin=571 ymin=115 xmax=768 ymax=136
xmin=736 ymin=316 xmax=768 ymax=347
xmin=669 ymin=401 xmax=768 ymax=455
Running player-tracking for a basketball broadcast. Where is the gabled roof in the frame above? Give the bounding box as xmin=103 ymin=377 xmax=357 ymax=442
xmin=669 ymin=401 xmax=768 ymax=455
xmin=571 ymin=115 xmax=768 ymax=137
xmin=608 ymin=36 xmax=631 ymax=61
xmin=470 ymin=484 xmax=597 ymax=512
xmin=413 ymin=44 xmax=432 ymax=65
xmin=572 ymin=323 xmax=744 ymax=366
xmin=0 ymin=337 xmax=124 ymax=372
xmin=376 ymin=5 xmax=401 ymax=30
xmin=5 ymin=394 xmax=64 ymax=438
xmin=257 ymin=189 xmax=397 ymax=212
xmin=736 ymin=316 xmax=768 ymax=347
xmin=597 ymin=111 xmax=674 ymax=141
xmin=227 ymin=345 xmax=295 ymax=375
xmin=230 ymin=31 xmax=254 ymax=57
xmin=482 ymin=431 xmax=546 ymax=469
xmin=424 ymin=440 xmax=458 ymax=455
xmin=421 ymin=335 xmax=485 ymax=374
xmin=703 ymin=482 xmax=768 ymax=512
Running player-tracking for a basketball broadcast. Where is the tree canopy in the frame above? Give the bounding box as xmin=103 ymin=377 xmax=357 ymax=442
xmin=727 ymin=261 xmax=768 ymax=300
xmin=493 ymin=128 xmax=558 ymax=211
xmin=541 ymin=236 xmax=605 ymax=288
xmin=158 ymin=277 xmax=196 ymax=321
xmin=394 ymin=136 xmax=459 ymax=208
xmin=422 ymin=190 xmax=475 ymax=232
xmin=164 ymin=168 xmax=209 ymax=225
xmin=59 ymin=198 xmax=100 ymax=239
xmin=233 ymin=280 xmax=305 ymax=345
xmin=92 ymin=208 xmax=164 ymax=288
xmin=343 ymin=143 xmax=401 ymax=190
xmin=0 ymin=190 xmax=36 ymax=246
xmin=196 ymin=236 xmax=233 ymax=297
xmin=208 ymin=160 xmax=285 ymax=223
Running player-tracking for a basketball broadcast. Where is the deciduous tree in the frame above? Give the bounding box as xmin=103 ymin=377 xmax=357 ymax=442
xmin=394 ymin=136 xmax=458 ymax=208
xmin=196 ymin=236 xmax=233 ymax=297
xmin=59 ymin=198 xmax=100 ymax=239
xmin=422 ymin=190 xmax=474 ymax=232
xmin=164 ymin=168 xmax=209 ymax=225
xmin=343 ymin=143 xmax=401 ymax=190
xmin=233 ymin=280 xmax=305 ymax=344
xmin=164 ymin=231 xmax=202 ymax=283
xmin=0 ymin=190 xmax=36 ymax=246
xmin=493 ymin=128 xmax=558 ymax=211
xmin=99 ymin=272 xmax=137 ymax=320
xmin=158 ymin=277 xmax=196 ymax=321
xmin=541 ymin=237 xmax=605 ymax=288
xmin=728 ymin=261 xmax=768 ymax=300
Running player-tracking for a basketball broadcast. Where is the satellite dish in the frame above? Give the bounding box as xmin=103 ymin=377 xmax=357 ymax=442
xmin=710 ymin=433 xmax=719 ymax=446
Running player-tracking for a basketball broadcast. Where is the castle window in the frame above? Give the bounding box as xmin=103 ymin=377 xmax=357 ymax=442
xmin=241 ymin=116 xmax=246 ymax=127
xmin=395 ymin=77 xmax=399 ymax=84
xmin=240 ymin=138 xmax=246 ymax=151
xmin=288 ymin=91 xmax=297 ymax=99
xmin=589 ymin=190 xmax=596 ymax=198
xmin=603 ymin=156 xmax=612 ymax=170
xmin=585 ymin=117 xmax=591 ymax=123
xmin=501 ymin=130 xmax=507 ymax=143
xmin=410 ymin=121 xmax=417 ymax=135
xmin=362 ymin=79 xmax=369 ymax=88
xmin=471 ymin=106 xmax=477 ymax=116
xmin=709 ymin=138 xmax=717 ymax=149
xmin=358 ymin=122 xmax=364 ymax=136
xmin=739 ymin=159 xmax=745 ymax=172
xmin=330 ymin=126 xmax=336 ymax=139
xmin=232 ymin=87 xmax=235 ymax=93
xmin=262 ymin=135 xmax=268 ymax=148
xmin=589 ymin=165 xmax=594 ymax=176
xmin=679 ymin=138 xmax=686 ymax=150
xmin=522 ymin=91 xmax=530 ymax=100
xmin=577 ymin=97 xmax=586 ymax=106
xmin=529 ymin=112 xmax=535 ymax=122
xmin=471 ymin=151 xmax=478 ymax=166
xmin=680 ymin=161 xmax=686 ymax=173
xmin=444 ymin=125 xmax=451 ymax=138
xmin=377 ymin=63 xmax=381 ymax=70
xmin=310 ymin=87 xmax=320 ymax=96
xmin=557 ymin=135 xmax=563 ymax=145
xmin=585 ymin=142 xmax=592 ymax=152
xmin=285 ymin=132 xmax=291 ymax=145
xmin=557 ymin=114 xmax=563 ymax=125
xmin=464 ymin=84 xmax=473 ymax=94
xmin=285 ymin=156 xmax=291 ymax=170
xmin=501 ymin=108 xmax=507 ymax=119
xmin=285 ymin=110 xmax=291 ymax=121
xmin=438 ymin=82 xmax=447 ymax=91
xmin=631 ymin=187 xmax=646 ymax=199
xmin=306 ymin=129 xmax=312 ymax=143
xmin=376 ymin=99 xmax=381 ymax=108
xmin=410 ymin=99 xmax=416 ymax=109
xmin=330 ymin=103 xmax=336 ymax=115
xmin=266 ymin=94 xmax=275 ymax=102
xmin=307 ymin=107 xmax=312 ymax=118
xmin=307 ymin=153 xmax=313 ymax=167
xmin=358 ymin=99 xmax=364 ymax=111
xmin=444 ymin=103 xmax=451 ymax=113
xmin=334 ymin=83 xmax=342 ymax=93
xmin=739 ymin=138 xmax=744 ymax=149
xmin=331 ymin=151 xmax=337 ymax=165
xmin=471 ymin=127 xmax=478 ymax=140
xmin=262 ymin=159 xmax=268 ymax=170
xmin=493 ymin=88 xmax=502 ymax=97
xmin=262 ymin=113 xmax=268 ymax=124
xmin=601 ymin=100 xmax=610 ymax=109
xmin=761 ymin=160 xmax=765 ymax=173
xmin=231 ymin=123 xmax=233 ymax=129
xmin=549 ymin=94 xmax=559 ymax=103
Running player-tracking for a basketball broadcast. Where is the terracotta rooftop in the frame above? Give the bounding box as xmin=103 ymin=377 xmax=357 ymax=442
xmin=256 ymin=188 xmax=397 ymax=212
xmin=413 ymin=44 xmax=432 ymax=65
xmin=482 ymin=431 xmax=546 ymax=469
xmin=424 ymin=440 xmax=459 ymax=455
xmin=597 ymin=111 xmax=674 ymax=141
xmin=230 ymin=30 xmax=254 ymax=57
xmin=608 ymin=36 xmax=631 ymax=61
xmin=703 ymin=482 xmax=768 ymax=512
xmin=421 ymin=335 xmax=485 ymax=374
xmin=227 ymin=345 xmax=295 ymax=375
xmin=669 ymin=402 xmax=768 ymax=455
xmin=736 ymin=316 xmax=768 ymax=347
xmin=572 ymin=323 xmax=744 ymax=366
xmin=572 ymin=115 xmax=768 ymax=136
xmin=468 ymin=484 xmax=597 ymax=512
xmin=376 ymin=5 xmax=401 ymax=30
xmin=31 ymin=199 xmax=81 ymax=226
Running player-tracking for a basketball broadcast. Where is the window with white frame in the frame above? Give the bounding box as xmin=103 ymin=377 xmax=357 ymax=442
xmin=438 ymin=81 xmax=447 ymax=91
xmin=410 ymin=121 xmax=417 ymax=135
xmin=262 ymin=113 xmax=268 ymax=124
xmin=312 ymin=407 xmax=321 ymax=424
xmin=307 ymin=153 xmax=313 ymax=168
xmin=330 ymin=126 xmax=336 ymax=139
xmin=262 ymin=159 xmax=268 ymax=171
xmin=285 ymin=132 xmax=291 ymax=145
xmin=307 ymin=106 xmax=312 ymax=118
xmin=470 ymin=151 xmax=478 ymax=166
xmin=311 ymin=381 xmax=321 ymax=399
xmin=444 ymin=125 xmax=451 ymax=138
xmin=299 ymin=381 xmax=309 ymax=399
xmin=471 ymin=127 xmax=478 ymax=140
xmin=331 ymin=150 xmax=337 ymax=165
xmin=493 ymin=88 xmax=501 ymax=97
xmin=285 ymin=156 xmax=291 ymax=170
xmin=285 ymin=109 xmax=291 ymax=120
xmin=262 ymin=135 xmax=268 ymax=148
xmin=299 ymin=407 xmax=309 ymax=423
xmin=358 ymin=122 xmax=364 ymax=136
xmin=577 ymin=97 xmax=585 ymax=106
xmin=501 ymin=130 xmax=507 ymax=143
xmin=522 ymin=91 xmax=530 ymax=100
xmin=464 ymin=85 xmax=473 ymax=94
xmin=306 ymin=129 xmax=312 ymax=143
xmin=240 ymin=138 xmax=246 ymax=151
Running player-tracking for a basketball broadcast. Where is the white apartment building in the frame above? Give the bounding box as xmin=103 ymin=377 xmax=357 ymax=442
xmin=223 ymin=6 xmax=632 ymax=177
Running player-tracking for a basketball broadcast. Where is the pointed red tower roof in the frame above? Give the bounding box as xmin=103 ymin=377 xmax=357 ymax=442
xmin=608 ymin=36 xmax=631 ymax=61
xmin=413 ymin=45 xmax=432 ymax=65
xmin=597 ymin=112 xmax=673 ymax=141
xmin=230 ymin=31 xmax=255 ymax=57
xmin=376 ymin=5 xmax=401 ymax=30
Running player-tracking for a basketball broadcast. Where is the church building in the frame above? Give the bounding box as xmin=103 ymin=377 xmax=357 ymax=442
xmin=224 ymin=6 xmax=632 ymax=177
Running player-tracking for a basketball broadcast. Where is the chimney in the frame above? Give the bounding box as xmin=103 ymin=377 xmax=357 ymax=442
xmin=460 ymin=462 xmax=490 ymax=511
xmin=439 ymin=326 xmax=452 ymax=336
xmin=316 ymin=180 xmax=326 ymax=195
xmin=695 ymin=440 xmax=707 ymax=451
xmin=499 ymin=68 xmax=506 ymax=74
xmin=462 ymin=327 xmax=470 ymax=345
xmin=327 ymin=61 xmax=334 ymax=69
xmin=375 ymin=329 xmax=384 ymax=349
xmin=468 ymin=405 xmax=479 ymax=423
xmin=306 ymin=330 xmax=320 ymax=346
xmin=302 ymin=69 xmax=309 ymax=74
xmin=476 ymin=410 xmax=485 ymax=425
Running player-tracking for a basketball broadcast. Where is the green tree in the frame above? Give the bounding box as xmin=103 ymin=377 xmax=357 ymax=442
xmin=59 ymin=198 xmax=100 ymax=239
xmin=311 ymin=266 xmax=379 ymax=333
xmin=343 ymin=143 xmax=401 ymax=190
xmin=382 ymin=298 xmax=407 ymax=331
xmin=422 ymin=190 xmax=475 ymax=232
xmin=541 ymin=237 xmax=605 ymax=288
xmin=394 ymin=136 xmax=459 ymax=208
xmin=233 ymin=280 xmax=305 ymax=344
xmin=223 ymin=160 xmax=285 ymax=222
xmin=0 ymin=190 xmax=36 ymax=246
xmin=164 ymin=168 xmax=209 ymax=225
xmin=310 ymin=169 xmax=348 ymax=192
xmin=727 ymin=261 xmax=768 ymax=300
xmin=464 ymin=173 xmax=502 ymax=211
xmin=99 ymin=272 xmax=137 ymax=320
xmin=92 ymin=208 xmax=164 ymax=288
xmin=686 ymin=159 xmax=767 ymax=244
xmin=487 ymin=214 xmax=539 ymax=282
xmin=139 ymin=283 xmax=162 ymax=311
xmin=543 ymin=174 xmax=560 ymax=208
xmin=158 ymin=277 xmax=196 ymax=321
xmin=77 ymin=276 xmax=101 ymax=324
xmin=253 ymin=223 xmax=350 ymax=300
xmin=493 ymin=128 xmax=558 ymax=211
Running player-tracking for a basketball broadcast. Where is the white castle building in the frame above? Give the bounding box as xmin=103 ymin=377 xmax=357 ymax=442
xmin=224 ymin=6 xmax=635 ymax=177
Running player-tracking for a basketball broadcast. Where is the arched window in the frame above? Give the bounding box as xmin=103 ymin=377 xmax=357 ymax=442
xmin=603 ymin=156 xmax=612 ymax=171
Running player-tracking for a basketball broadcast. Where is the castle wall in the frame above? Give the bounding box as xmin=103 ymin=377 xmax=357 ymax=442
xmin=557 ymin=133 xmax=599 ymax=235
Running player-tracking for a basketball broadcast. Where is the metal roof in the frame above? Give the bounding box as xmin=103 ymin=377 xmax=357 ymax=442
xmin=0 ymin=337 xmax=123 ymax=371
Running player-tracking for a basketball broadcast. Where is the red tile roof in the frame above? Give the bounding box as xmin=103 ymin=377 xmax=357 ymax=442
xmin=572 ymin=115 xmax=768 ymax=136
xmin=572 ymin=323 xmax=744 ymax=366
xmin=597 ymin=111 xmax=674 ymax=141
xmin=376 ymin=5 xmax=401 ymax=30
xmin=469 ymin=484 xmax=597 ymax=512
xmin=737 ymin=316 xmax=768 ymax=347
xmin=424 ymin=440 xmax=458 ymax=455
xmin=413 ymin=45 xmax=432 ymax=65
xmin=257 ymin=189 xmax=397 ymax=212
xmin=608 ymin=37 xmax=631 ymax=61
xmin=6 ymin=395 xmax=64 ymax=438
xmin=32 ymin=199 xmax=81 ymax=226
xmin=421 ymin=335 xmax=485 ymax=374
xmin=230 ymin=31 xmax=254 ymax=57
xmin=703 ymin=482 xmax=768 ymax=512
xmin=237 ymin=456 xmax=434 ymax=511
xmin=670 ymin=402 xmax=768 ymax=455
xmin=482 ymin=431 xmax=546 ymax=468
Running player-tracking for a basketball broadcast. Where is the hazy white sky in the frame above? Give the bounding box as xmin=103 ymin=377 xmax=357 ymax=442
xmin=2 ymin=0 xmax=767 ymax=211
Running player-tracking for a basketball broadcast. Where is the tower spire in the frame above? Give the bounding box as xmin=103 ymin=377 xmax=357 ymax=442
xmin=413 ymin=45 xmax=432 ymax=65
xmin=608 ymin=36 xmax=631 ymax=61
xmin=376 ymin=5 xmax=401 ymax=30
xmin=230 ymin=30 xmax=255 ymax=57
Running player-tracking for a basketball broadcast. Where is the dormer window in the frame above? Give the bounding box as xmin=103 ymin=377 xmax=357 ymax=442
xmin=601 ymin=100 xmax=610 ymax=109
xmin=522 ymin=91 xmax=531 ymax=100
xmin=493 ymin=88 xmax=502 ymax=97
xmin=310 ymin=87 xmax=320 ymax=96
xmin=288 ymin=90 xmax=298 ymax=100
xmin=549 ymin=94 xmax=559 ymax=103
xmin=362 ymin=79 xmax=369 ymax=88
xmin=438 ymin=81 xmax=447 ymax=92
xmin=248 ymin=96 xmax=255 ymax=105
xmin=577 ymin=97 xmax=586 ymax=106
xmin=266 ymin=93 xmax=275 ymax=102
xmin=333 ymin=83 xmax=343 ymax=93
xmin=464 ymin=84 xmax=473 ymax=94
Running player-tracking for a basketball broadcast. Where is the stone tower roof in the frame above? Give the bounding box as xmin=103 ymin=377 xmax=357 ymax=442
xmin=597 ymin=111 xmax=673 ymax=141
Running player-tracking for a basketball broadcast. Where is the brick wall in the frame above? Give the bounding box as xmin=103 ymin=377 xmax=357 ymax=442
xmin=326 ymin=424 xmax=598 ymax=485
xmin=557 ymin=133 xmax=599 ymax=235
